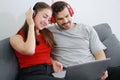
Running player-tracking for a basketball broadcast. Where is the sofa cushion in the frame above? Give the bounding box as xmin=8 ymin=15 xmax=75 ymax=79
xmin=103 ymin=34 xmax=120 ymax=67
xmin=0 ymin=38 xmax=19 ymax=80
xmin=94 ymin=23 xmax=113 ymax=42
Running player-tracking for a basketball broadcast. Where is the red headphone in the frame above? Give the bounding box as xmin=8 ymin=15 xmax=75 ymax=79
xmin=51 ymin=1 xmax=74 ymax=23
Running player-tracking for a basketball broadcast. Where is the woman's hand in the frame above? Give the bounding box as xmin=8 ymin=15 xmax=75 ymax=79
xmin=52 ymin=60 xmax=63 ymax=73
xmin=26 ymin=8 xmax=35 ymax=27
xmin=100 ymin=70 xmax=108 ymax=80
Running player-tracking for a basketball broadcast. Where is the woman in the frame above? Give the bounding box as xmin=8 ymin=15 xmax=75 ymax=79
xmin=10 ymin=2 xmax=64 ymax=80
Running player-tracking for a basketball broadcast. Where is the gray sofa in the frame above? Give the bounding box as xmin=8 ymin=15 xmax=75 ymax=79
xmin=0 ymin=23 xmax=120 ymax=80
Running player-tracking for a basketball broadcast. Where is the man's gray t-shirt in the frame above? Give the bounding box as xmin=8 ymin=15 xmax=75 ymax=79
xmin=48 ymin=23 xmax=106 ymax=67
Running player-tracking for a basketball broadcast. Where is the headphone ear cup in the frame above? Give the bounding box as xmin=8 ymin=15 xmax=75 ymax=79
xmin=33 ymin=10 xmax=36 ymax=17
xmin=67 ymin=4 xmax=74 ymax=17
xmin=50 ymin=16 xmax=56 ymax=23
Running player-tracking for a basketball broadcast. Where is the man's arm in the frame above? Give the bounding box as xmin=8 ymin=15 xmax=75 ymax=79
xmin=93 ymin=50 xmax=108 ymax=80
xmin=93 ymin=50 xmax=106 ymax=60
xmin=51 ymin=58 xmax=63 ymax=73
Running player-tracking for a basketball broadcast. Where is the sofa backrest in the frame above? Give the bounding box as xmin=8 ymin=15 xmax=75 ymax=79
xmin=0 ymin=23 xmax=120 ymax=80
xmin=94 ymin=23 xmax=120 ymax=67
xmin=94 ymin=23 xmax=112 ymax=42
xmin=0 ymin=38 xmax=19 ymax=80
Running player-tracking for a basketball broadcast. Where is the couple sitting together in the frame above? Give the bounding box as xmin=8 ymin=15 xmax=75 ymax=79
xmin=10 ymin=1 xmax=119 ymax=80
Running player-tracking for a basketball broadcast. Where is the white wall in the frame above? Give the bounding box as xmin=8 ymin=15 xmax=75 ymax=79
xmin=0 ymin=0 xmax=52 ymax=40
xmin=0 ymin=0 xmax=120 ymax=40
xmin=66 ymin=0 xmax=120 ymax=40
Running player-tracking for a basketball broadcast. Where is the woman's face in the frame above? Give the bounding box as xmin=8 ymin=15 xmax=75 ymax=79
xmin=34 ymin=8 xmax=52 ymax=30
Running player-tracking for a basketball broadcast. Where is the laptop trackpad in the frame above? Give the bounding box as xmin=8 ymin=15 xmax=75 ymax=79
xmin=52 ymin=70 xmax=66 ymax=78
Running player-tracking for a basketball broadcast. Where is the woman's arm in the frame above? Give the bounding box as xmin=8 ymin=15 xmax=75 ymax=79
xmin=10 ymin=8 xmax=35 ymax=56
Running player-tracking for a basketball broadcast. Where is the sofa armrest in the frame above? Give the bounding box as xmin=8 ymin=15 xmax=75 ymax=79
xmin=94 ymin=23 xmax=120 ymax=67
xmin=0 ymin=38 xmax=19 ymax=80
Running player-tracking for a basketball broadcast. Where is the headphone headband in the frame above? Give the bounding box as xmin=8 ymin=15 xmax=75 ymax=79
xmin=51 ymin=1 xmax=74 ymax=23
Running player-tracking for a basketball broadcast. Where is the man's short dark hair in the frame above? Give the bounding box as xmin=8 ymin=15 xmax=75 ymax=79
xmin=51 ymin=1 xmax=68 ymax=16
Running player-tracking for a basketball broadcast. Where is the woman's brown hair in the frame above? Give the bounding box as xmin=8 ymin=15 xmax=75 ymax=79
xmin=17 ymin=2 xmax=56 ymax=49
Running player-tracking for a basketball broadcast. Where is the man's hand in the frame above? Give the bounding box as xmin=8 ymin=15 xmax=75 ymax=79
xmin=100 ymin=71 xmax=108 ymax=80
xmin=52 ymin=60 xmax=63 ymax=73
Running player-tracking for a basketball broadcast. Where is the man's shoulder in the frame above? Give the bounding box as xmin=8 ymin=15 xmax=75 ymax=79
xmin=47 ymin=24 xmax=60 ymax=33
xmin=47 ymin=24 xmax=56 ymax=30
xmin=77 ymin=23 xmax=93 ymax=30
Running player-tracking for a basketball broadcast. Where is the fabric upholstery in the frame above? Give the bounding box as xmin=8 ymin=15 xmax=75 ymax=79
xmin=0 ymin=38 xmax=19 ymax=80
xmin=103 ymin=34 xmax=120 ymax=67
xmin=94 ymin=23 xmax=120 ymax=67
xmin=94 ymin=23 xmax=113 ymax=42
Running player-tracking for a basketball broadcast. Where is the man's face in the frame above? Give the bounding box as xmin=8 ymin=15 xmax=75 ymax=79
xmin=55 ymin=7 xmax=73 ymax=30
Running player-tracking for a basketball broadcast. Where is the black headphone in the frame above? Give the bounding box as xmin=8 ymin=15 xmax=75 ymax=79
xmin=33 ymin=10 xmax=36 ymax=17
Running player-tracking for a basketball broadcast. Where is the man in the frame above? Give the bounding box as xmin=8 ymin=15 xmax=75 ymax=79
xmin=48 ymin=1 xmax=108 ymax=80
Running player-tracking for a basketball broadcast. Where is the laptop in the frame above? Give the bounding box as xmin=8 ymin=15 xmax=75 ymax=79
xmin=52 ymin=58 xmax=111 ymax=80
